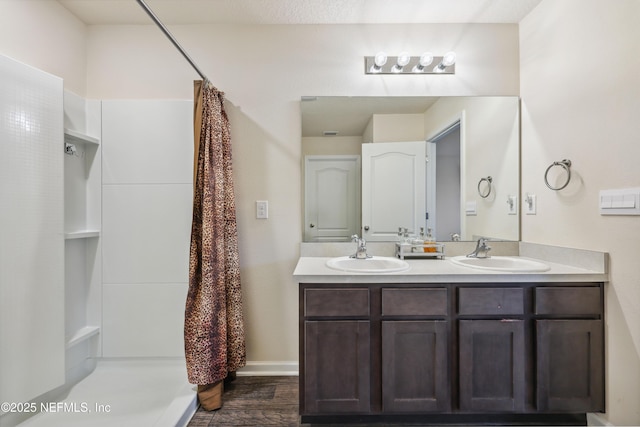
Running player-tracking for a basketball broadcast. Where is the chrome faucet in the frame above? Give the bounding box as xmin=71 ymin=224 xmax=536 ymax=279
xmin=467 ymin=237 xmax=491 ymax=258
xmin=350 ymin=234 xmax=371 ymax=259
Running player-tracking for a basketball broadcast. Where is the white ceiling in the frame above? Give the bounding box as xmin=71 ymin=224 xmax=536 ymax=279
xmin=57 ymin=0 xmax=543 ymax=25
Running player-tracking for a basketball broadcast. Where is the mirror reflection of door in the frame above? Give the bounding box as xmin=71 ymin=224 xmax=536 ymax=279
xmin=362 ymin=141 xmax=426 ymax=241
xmin=304 ymin=155 xmax=361 ymax=242
xmin=429 ymin=122 xmax=461 ymax=241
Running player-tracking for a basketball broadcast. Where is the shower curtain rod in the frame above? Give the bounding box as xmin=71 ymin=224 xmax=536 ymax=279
xmin=135 ymin=0 xmax=209 ymax=82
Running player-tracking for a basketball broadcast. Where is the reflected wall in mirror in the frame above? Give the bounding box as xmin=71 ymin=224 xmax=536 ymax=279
xmin=301 ymin=96 xmax=520 ymax=243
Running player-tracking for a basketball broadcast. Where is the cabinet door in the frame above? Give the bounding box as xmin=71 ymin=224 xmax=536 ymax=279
xmin=382 ymin=321 xmax=449 ymax=412
xmin=304 ymin=321 xmax=370 ymax=413
xmin=536 ymin=320 xmax=604 ymax=412
xmin=459 ymin=320 xmax=525 ymax=412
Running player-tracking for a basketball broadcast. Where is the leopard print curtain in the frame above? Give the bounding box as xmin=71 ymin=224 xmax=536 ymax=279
xmin=185 ymin=80 xmax=246 ymax=386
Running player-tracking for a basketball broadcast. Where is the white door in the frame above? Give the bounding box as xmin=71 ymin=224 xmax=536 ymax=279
xmin=362 ymin=141 xmax=426 ymax=241
xmin=304 ymin=155 xmax=360 ymax=242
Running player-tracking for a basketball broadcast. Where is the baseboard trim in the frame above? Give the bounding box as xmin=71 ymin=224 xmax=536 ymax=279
xmin=236 ymin=361 xmax=299 ymax=376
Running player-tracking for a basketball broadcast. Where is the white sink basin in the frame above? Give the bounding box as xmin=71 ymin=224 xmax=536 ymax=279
xmin=450 ymin=256 xmax=550 ymax=272
xmin=326 ymin=256 xmax=410 ymax=273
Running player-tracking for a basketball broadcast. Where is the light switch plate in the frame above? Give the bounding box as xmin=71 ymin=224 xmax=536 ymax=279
xmin=256 ymin=200 xmax=268 ymax=219
xmin=507 ymin=195 xmax=518 ymax=215
xmin=600 ymin=188 xmax=640 ymax=215
xmin=465 ymin=201 xmax=477 ymax=216
xmin=525 ymin=194 xmax=536 ymax=215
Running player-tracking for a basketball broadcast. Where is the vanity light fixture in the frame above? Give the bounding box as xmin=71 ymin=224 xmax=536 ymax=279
xmin=365 ymin=51 xmax=456 ymax=74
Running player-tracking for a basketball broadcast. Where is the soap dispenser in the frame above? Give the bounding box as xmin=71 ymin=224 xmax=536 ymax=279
xmin=411 ymin=227 xmax=426 ymax=253
xmin=424 ymin=227 xmax=436 ymax=253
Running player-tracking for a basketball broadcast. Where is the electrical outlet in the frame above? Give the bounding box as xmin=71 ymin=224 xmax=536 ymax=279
xmin=256 ymin=200 xmax=268 ymax=219
xmin=525 ymin=194 xmax=537 ymax=215
xmin=465 ymin=201 xmax=477 ymax=216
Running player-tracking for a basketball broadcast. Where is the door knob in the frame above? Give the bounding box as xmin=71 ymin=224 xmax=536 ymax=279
xmin=309 ymin=223 xmax=315 ymax=228
xmin=364 ymin=225 xmax=370 ymax=231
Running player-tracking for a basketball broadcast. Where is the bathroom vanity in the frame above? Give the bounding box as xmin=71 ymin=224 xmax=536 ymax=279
xmin=293 ymin=249 xmax=607 ymax=425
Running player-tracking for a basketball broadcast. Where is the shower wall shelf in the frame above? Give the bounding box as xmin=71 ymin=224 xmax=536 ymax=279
xmin=64 ymin=230 xmax=100 ymax=240
xmin=66 ymin=325 xmax=100 ymax=349
xmin=64 ymin=128 xmax=100 ymax=145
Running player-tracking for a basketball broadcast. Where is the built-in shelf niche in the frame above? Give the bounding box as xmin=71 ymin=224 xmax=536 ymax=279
xmin=62 ymin=91 xmax=103 ymax=387
xmin=64 ymin=128 xmax=100 ymax=237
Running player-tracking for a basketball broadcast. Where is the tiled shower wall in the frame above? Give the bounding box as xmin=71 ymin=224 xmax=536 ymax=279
xmin=0 ymin=54 xmax=65 ymax=403
xmin=100 ymin=100 xmax=193 ymax=357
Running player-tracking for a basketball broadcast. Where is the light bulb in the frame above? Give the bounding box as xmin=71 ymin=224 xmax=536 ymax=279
xmin=433 ymin=51 xmax=456 ymax=73
xmin=412 ymin=52 xmax=433 ymax=73
xmin=370 ymin=51 xmax=387 ymax=73
xmin=442 ymin=51 xmax=456 ymax=67
xmin=397 ymin=52 xmax=410 ymax=66
xmin=374 ymin=52 xmax=387 ymax=67
xmin=392 ymin=51 xmax=410 ymax=73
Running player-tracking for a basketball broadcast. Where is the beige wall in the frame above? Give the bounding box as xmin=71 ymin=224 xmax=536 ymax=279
xmin=302 ymin=136 xmax=362 ymax=156
xmin=520 ymin=1 xmax=640 ymax=424
xmin=371 ymin=113 xmax=425 ymax=142
xmin=0 ymin=0 xmax=87 ymax=96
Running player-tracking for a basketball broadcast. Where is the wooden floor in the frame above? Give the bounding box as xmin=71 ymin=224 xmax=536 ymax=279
xmin=185 ymin=376 xmax=587 ymax=427
xmin=186 ymin=376 xmax=405 ymax=427
xmin=186 ymin=376 xmax=300 ymax=427
xmin=185 ymin=376 xmax=478 ymax=427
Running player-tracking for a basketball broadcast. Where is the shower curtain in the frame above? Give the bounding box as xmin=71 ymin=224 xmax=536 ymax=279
xmin=185 ymin=80 xmax=246 ymax=409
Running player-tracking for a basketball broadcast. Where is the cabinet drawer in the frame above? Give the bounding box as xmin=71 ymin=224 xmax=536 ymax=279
xmin=382 ymin=288 xmax=447 ymax=316
xmin=304 ymin=288 xmax=369 ymax=317
xmin=535 ymin=287 xmax=601 ymax=315
xmin=458 ymin=287 xmax=524 ymax=315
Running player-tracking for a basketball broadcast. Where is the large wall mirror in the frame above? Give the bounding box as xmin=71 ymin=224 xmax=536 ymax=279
xmin=301 ymin=96 xmax=520 ymax=243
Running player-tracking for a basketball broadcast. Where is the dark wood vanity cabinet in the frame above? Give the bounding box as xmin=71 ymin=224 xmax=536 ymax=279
xmin=302 ymin=288 xmax=371 ymax=413
xmin=304 ymin=320 xmax=371 ymax=413
xmin=457 ymin=287 xmax=526 ymax=412
xmin=381 ymin=288 xmax=449 ymax=413
xmin=299 ymin=282 xmax=604 ymax=423
xmin=535 ymin=287 xmax=605 ymax=412
xmin=458 ymin=319 xmax=526 ymax=412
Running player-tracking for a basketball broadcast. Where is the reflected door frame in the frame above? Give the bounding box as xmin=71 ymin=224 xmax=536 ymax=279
xmin=427 ymin=112 xmax=465 ymax=241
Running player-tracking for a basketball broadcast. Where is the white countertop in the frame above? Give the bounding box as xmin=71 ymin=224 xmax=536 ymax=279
xmin=293 ymin=256 xmax=608 ymax=284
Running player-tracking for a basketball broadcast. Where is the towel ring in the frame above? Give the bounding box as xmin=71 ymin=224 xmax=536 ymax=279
xmin=477 ymin=176 xmax=492 ymax=198
xmin=544 ymin=159 xmax=572 ymax=191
